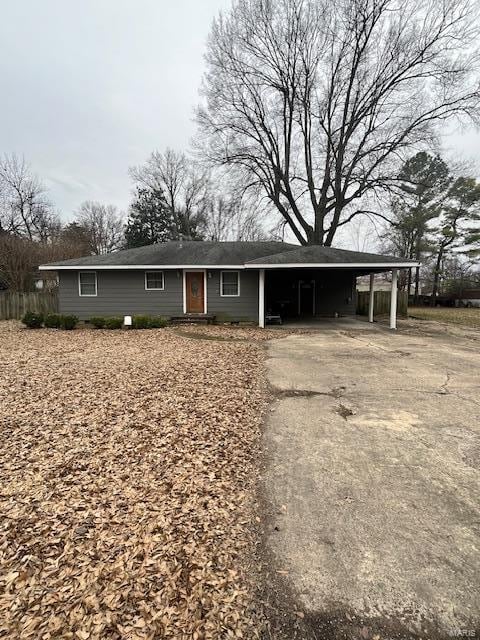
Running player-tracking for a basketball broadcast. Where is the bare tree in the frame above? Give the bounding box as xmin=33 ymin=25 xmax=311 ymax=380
xmin=197 ymin=0 xmax=480 ymax=246
xmin=0 ymin=232 xmax=86 ymax=291
xmin=75 ymin=201 xmax=124 ymax=254
xmin=204 ymin=193 xmax=269 ymax=241
xmin=0 ymin=153 xmax=58 ymax=241
xmin=130 ymin=149 xmax=209 ymax=240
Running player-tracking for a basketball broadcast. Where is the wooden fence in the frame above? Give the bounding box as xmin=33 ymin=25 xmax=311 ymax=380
xmin=0 ymin=291 xmax=58 ymax=320
xmin=357 ymin=290 xmax=408 ymax=317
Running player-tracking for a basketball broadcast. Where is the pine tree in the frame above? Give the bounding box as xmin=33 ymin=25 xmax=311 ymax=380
xmin=124 ymin=188 xmax=176 ymax=248
xmin=430 ymin=177 xmax=480 ymax=302
xmin=388 ymin=153 xmax=451 ymax=299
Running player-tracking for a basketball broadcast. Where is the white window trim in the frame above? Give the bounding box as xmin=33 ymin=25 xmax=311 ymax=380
xmin=144 ymin=270 xmax=165 ymax=291
xmin=220 ymin=270 xmax=240 ymax=297
xmin=182 ymin=270 xmax=207 ymax=314
xmin=78 ymin=271 xmax=97 ymax=297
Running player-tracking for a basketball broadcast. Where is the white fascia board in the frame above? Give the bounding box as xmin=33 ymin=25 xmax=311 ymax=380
xmin=38 ymin=264 xmax=248 ymax=271
xmin=39 ymin=261 xmax=420 ymax=271
xmin=244 ymin=262 xmax=420 ymax=269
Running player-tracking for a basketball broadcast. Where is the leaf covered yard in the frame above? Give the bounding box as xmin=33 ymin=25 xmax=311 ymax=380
xmin=0 ymin=323 xmax=270 ymax=639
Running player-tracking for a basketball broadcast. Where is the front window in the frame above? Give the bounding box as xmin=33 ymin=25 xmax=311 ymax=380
xmin=78 ymin=271 xmax=97 ymax=296
xmin=221 ymin=271 xmax=240 ymax=297
xmin=145 ymin=271 xmax=164 ymax=290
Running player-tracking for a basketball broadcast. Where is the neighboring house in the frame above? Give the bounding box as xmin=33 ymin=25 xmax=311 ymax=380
xmin=357 ymin=276 xmax=421 ymax=296
xmin=456 ymin=288 xmax=480 ymax=308
xmin=429 ymin=288 xmax=480 ymax=308
xmin=39 ymin=241 xmax=418 ymax=328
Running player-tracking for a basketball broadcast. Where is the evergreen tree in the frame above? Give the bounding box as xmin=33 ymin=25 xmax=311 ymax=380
xmin=387 ymin=153 xmax=451 ymax=298
xmin=464 ymin=213 xmax=480 ymax=257
xmin=430 ymin=177 xmax=480 ymax=302
xmin=124 ymin=187 xmax=176 ymax=248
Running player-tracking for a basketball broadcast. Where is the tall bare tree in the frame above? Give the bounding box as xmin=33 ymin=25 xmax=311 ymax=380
xmin=0 ymin=153 xmax=58 ymax=241
xmin=204 ymin=193 xmax=268 ymax=241
xmin=198 ymin=0 xmax=480 ymax=246
xmin=75 ymin=201 xmax=124 ymax=254
xmin=130 ymin=149 xmax=208 ymax=240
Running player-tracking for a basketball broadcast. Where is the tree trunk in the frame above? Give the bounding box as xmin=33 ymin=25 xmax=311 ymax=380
xmin=414 ymin=266 xmax=420 ymax=303
xmin=431 ymin=249 xmax=444 ymax=306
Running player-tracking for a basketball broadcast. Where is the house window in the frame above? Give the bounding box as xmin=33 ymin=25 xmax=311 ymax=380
xmin=221 ymin=271 xmax=240 ymax=297
xmin=145 ymin=271 xmax=164 ymax=290
xmin=78 ymin=271 xmax=97 ymax=297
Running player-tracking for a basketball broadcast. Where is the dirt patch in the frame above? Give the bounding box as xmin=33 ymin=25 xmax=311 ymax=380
xmin=0 ymin=322 xmax=272 ymax=639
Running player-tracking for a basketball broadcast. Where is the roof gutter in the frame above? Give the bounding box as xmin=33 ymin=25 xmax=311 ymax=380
xmin=244 ymin=262 xmax=421 ymax=269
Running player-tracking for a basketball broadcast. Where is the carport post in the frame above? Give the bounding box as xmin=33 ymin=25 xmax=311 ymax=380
xmin=259 ymin=269 xmax=265 ymax=328
xmin=390 ymin=268 xmax=398 ymax=330
xmin=368 ymin=273 xmax=375 ymax=323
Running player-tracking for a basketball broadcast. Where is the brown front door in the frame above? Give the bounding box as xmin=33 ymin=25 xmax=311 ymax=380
xmin=186 ymin=271 xmax=205 ymax=313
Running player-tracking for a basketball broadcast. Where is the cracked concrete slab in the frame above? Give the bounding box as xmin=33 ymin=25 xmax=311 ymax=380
xmin=263 ymin=321 xmax=480 ymax=639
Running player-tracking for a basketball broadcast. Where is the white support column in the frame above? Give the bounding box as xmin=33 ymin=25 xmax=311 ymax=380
xmin=259 ymin=269 xmax=265 ymax=328
xmin=390 ymin=268 xmax=398 ymax=330
xmin=368 ymin=273 xmax=375 ymax=323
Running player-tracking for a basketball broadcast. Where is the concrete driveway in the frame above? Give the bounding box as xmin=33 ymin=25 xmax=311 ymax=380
xmin=263 ymin=320 xmax=480 ymax=639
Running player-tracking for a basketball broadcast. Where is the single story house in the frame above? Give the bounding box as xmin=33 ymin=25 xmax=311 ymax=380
xmin=39 ymin=241 xmax=419 ymax=329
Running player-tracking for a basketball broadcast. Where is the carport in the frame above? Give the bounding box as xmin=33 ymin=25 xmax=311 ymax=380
xmin=244 ymin=245 xmax=419 ymax=329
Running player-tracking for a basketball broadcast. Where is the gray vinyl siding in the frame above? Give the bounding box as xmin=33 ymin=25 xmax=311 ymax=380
xmin=59 ymin=268 xmax=259 ymax=322
xmin=207 ymin=270 xmax=259 ymax=322
xmin=59 ymin=270 xmax=183 ymax=319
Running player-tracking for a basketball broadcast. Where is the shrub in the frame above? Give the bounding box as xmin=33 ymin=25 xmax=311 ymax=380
xmin=149 ymin=316 xmax=168 ymax=329
xmin=59 ymin=315 xmax=78 ymax=331
xmin=104 ymin=317 xmax=123 ymax=329
xmin=21 ymin=311 xmax=44 ymax=329
xmin=44 ymin=313 xmax=62 ymax=329
xmin=131 ymin=315 xmax=168 ymax=329
xmin=132 ymin=315 xmax=152 ymax=329
xmin=90 ymin=316 xmax=106 ymax=329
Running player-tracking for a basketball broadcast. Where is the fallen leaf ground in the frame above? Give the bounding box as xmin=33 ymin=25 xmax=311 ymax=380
xmin=0 ymin=322 xmax=280 ymax=639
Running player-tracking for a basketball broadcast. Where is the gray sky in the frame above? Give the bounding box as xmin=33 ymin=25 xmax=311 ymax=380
xmin=0 ymin=0 xmax=230 ymax=219
xmin=1 ymin=0 xmax=479 ymax=228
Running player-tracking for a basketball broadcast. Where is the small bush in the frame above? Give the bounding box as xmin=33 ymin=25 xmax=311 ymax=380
xmin=132 ymin=315 xmax=168 ymax=329
xmin=22 ymin=311 xmax=44 ymax=329
xmin=104 ymin=317 xmax=123 ymax=329
xmin=149 ymin=316 xmax=168 ymax=328
xmin=90 ymin=316 xmax=106 ymax=329
xmin=132 ymin=315 xmax=152 ymax=329
xmin=59 ymin=315 xmax=78 ymax=331
xmin=44 ymin=313 xmax=62 ymax=329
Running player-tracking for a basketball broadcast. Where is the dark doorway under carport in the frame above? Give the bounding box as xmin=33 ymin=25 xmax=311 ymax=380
xmin=264 ymin=268 xmax=357 ymax=321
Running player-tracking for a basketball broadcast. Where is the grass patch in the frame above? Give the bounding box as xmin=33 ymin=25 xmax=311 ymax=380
xmin=409 ymin=306 xmax=480 ymax=329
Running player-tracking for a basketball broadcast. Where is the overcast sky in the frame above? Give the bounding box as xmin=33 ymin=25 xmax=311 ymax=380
xmin=1 ymin=0 xmax=480 ymax=227
xmin=0 ymin=0 xmax=230 ymax=219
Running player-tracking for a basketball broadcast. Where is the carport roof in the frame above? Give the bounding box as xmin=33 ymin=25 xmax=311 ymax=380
xmin=244 ymin=245 xmax=419 ymax=268
xmin=39 ymin=240 xmax=419 ymax=270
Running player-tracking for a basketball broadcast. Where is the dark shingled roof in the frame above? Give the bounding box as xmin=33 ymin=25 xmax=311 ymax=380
xmin=40 ymin=241 xmax=418 ymax=268
xmin=42 ymin=241 xmax=298 ymax=267
xmin=245 ymin=245 xmax=412 ymax=265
